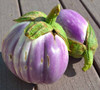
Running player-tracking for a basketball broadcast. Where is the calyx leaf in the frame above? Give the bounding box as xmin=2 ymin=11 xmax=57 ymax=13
xmin=24 ymin=21 xmax=53 ymax=40
xmin=68 ymin=39 xmax=86 ymax=58
xmin=85 ymin=23 xmax=98 ymax=53
xmin=14 ymin=11 xmax=47 ymax=22
xmin=82 ymin=23 xmax=98 ymax=71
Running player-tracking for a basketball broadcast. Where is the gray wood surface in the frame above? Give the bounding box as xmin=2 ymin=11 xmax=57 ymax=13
xmin=0 ymin=0 xmax=35 ymax=90
xmin=0 ymin=0 xmax=20 ymax=51
xmin=81 ymin=0 xmax=100 ymax=27
xmin=20 ymin=0 xmax=100 ymax=90
xmin=20 ymin=0 xmax=61 ymax=14
xmin=61 ymin=0 xmax=100 ymax=76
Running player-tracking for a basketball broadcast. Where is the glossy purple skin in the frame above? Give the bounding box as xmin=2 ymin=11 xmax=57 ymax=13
xmin=2 ymin=22 xmax=69 ymax=84
xmin=57 ymin=9 xmax=88 ymax=43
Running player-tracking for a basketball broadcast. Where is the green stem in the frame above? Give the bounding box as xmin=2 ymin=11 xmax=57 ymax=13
xmin=46 ymin=4 xmax=60 ymax=25
xmin=82 ymin=49 xmax=93 ymax=72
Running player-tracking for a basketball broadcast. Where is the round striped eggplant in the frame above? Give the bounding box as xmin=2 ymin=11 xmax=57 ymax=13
xmin=2 ymin=5 xmax=69 ymax=84
xmin=57 ymin=9 xmax=98 ymax=71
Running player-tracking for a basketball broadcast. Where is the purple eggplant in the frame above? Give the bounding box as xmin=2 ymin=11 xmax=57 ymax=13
xmin=57 ymin=9 xmax=88 ymax=43
xmin=57 ymin=9 xmax=98 ymax=71
xmin=2 ymin=5 xmax=69 ymax=84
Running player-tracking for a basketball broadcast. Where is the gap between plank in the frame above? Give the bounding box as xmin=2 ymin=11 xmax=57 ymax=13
xmin=93 ymin=60 xmax=100 ymax=77
xmin=80 ymin=0 xmax=100 ymax=28
xmin=18 ymin=0 xmax=23 ymax=16
xmin=59 ymin=0 xmax=66 ymax=9
xmin=33 ymin=85 xmax=38 ymax=90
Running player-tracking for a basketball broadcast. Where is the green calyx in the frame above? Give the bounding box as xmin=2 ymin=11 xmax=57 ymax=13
xmin=13 ymin=11 xmax=47 ymax=22
xmin=14 ymin=4 xmax=70 ymax=50
xmin=82 ymin=23 xmax=98 ymax=71
xmin=68 ymin=39 xmax=86 ymax=58
xmin=69 ymin=23 xmax=98 ymax=72
xmin=24 ymin=21 xmax=53 ymax=39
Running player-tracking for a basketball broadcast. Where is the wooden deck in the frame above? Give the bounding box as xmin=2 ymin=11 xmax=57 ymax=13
xmin=0 ymin=0 xmax=100 ymax=90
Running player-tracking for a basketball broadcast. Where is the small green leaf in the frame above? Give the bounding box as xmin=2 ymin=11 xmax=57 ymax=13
xmin=24 ymin=21 xmax=53 ymax=40
xmin=86 ymin=23 xmax=98 ymax=53
xmin=14 ymin=11 xmax=47 ymax=22
xmin=82 ymin=49 xmax=93 ymax=72
xmin=82 ymin=23 xmax=98 ymax=71
xmin=24 ymin=22 xmax=35 ymax=35
xmin=68 ymin=39 xmax=86 ymax=58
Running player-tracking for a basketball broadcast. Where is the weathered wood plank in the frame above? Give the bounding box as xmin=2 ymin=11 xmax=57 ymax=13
xmin=61 ymin=0 xmax=100 ymax=76
xmin=20 ymin=0 xmax=61 ymax=14
xmin=81 ymin=0 xmax=100 ymax=27
xmin=20 ymin=0 xmax=100 ymax=90
xmin=0 ymin=0 xmax=20 ymax=51
xmin=0 ymin=0 xmax=35 ymax=90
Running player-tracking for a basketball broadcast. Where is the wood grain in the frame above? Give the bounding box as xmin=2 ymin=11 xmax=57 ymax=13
xmin=0 ymin=0 xmax=35 ymax=90
xmin=81 ymin=0 xmax=100 ymax=27
xmin=20 ymin=0 xmax=61 ymax=14
xmin=20 ymin=0 xmax=100 ymax=90
xmin=0 ymin=0 xmax=20 ymax=51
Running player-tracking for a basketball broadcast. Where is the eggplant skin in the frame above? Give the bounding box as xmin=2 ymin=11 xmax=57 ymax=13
xmin=2 ymin=22 xmax=69 ymax=84
xmin=57 ymin=9 xmax=88 ymax=43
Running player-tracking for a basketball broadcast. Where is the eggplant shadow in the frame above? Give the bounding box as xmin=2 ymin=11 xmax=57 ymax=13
xmin=64 ymin=56 xmax=82 ymax=77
